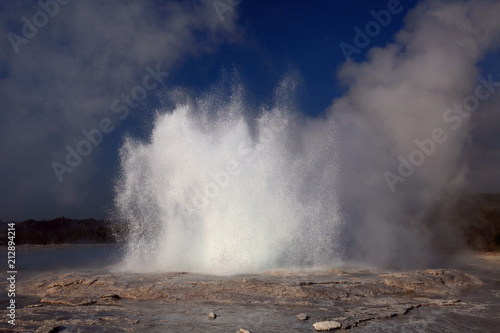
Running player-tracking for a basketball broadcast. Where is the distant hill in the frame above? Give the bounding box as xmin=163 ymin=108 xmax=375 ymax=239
xmin=0 ymin=217 xmax=120 ymax=245
xmin=453 ymin=193 xmax=500 ymax=251
xmin=417 ymin=193 xmax=500 ymax=253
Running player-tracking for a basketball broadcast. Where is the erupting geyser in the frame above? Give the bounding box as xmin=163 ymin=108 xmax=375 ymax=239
xmin=115 ymin=0 xmax=500 ymax=274
xmin=114 ymin=76 xmax=343 ymax=275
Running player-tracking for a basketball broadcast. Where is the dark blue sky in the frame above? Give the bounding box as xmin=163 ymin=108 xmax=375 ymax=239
xmin=169 ymin=0 xmax=417 ymax=116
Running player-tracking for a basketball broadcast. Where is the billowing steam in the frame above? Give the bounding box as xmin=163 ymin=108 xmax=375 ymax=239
xmin=336 ymin=0 xmax=500 ymax=267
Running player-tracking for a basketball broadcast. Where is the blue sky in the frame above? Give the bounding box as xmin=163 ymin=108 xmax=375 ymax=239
xmin=172 ymin=0 xmax=418 ymax=116
xmin=0 ymin=0 xmax=499 ymax=221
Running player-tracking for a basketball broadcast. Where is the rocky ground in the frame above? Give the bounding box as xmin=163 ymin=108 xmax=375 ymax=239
xmin=2 ymin=253 xmax=500 ymax=332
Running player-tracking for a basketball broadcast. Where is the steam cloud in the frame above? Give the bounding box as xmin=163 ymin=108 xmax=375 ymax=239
xmin=335 ymin=0 xmax=500 ymax=267
xmin=0 ymin=0 xmax=238 ymax=220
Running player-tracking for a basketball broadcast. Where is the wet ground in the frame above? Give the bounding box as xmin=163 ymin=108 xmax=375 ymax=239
xmin=355 ymin=255 xmax=500 ymax=332
xmin=1 ymin=251 xmax=499 ymax=332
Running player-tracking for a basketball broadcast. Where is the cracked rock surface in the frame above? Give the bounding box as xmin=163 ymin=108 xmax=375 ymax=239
xmin=3 ymin=254 xmax=500 ymax=332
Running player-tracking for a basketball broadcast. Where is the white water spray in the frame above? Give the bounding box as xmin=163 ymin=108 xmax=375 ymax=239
xmin=115 ymin=0 xmax=500 ymax=274
xmin=114 ymin=76 xmax=343 ymax=275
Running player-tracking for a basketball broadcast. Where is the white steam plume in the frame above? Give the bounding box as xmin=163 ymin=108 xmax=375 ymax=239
xmin=335 ymin=0 xmax=500 ymax=267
